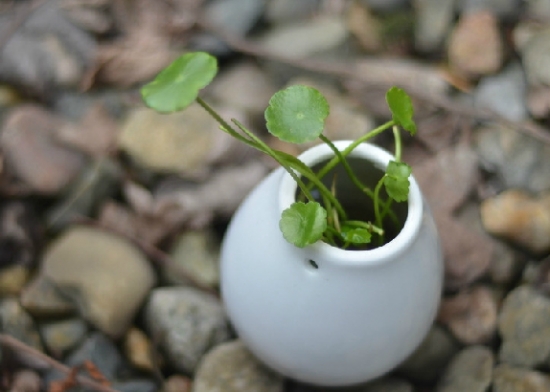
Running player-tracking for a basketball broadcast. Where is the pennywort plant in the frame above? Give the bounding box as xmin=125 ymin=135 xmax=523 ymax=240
xmin=141 ymin=52 xmax=417 ymax=249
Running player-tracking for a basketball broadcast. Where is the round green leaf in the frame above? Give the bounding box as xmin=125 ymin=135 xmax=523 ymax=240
xmin=384 ymin=161 xmax=412 ymax=202
xmin=141 ymin=52 xmax=218 ymax=113
xmin=280 ymin=202 xmax=327 ymax=248
xmin=386 ymin=87 xmax=417 ymax=135
xmin=265 ymin=85 xmax=329 ymax=144
xmin=340 ymin=225 xmax=372 ymax=245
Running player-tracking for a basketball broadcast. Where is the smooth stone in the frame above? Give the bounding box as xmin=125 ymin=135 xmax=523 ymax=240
xmin=397 ymin=325 xmax=460 ymax=384
xmin=489 ymin=242 xmax=526 ymax=286
xmin=39 ymin=318 xmax=88 ymax=357
xmin=20 ymin=275 xmax=76 ymax=317
xmin=54 ymin=89 xmax=129 ymax=121
xmin=498 ymin=285 xmax=550 ymax=367
xmin=480 ymin=190 xmax=550 ymax=254
xmin=0 ymin=200 xmax=40 ymax=269
xmin=0 ymin=265 xmax=30 ymax=295
xmin=208 ymin=62 xmax=278 ymax=115
xmin=474 ymin=63 xmax=528 ymax=122
xmin=493 ymin=364 xmax=550 ymax=392
xmin=42 ymin=226 xmax=156 ymax=338
xmin=265 ymin=0 xmax=320 ymax=23
xmin=165 ymin=230 xmax=220 ymax=288
xmin=192 ymin=340 xmax=284 ymax=392
xmin=414 ymin=0 xmax=456 ymax=52
xmin=437 ymin=346 xmax=494 ymax=392
xmin=525 ymin=0 xmax=550 ymax=20
xmin=437 ymin=286 xmax=498 ymax=344
xmin=123 ymin=327 xmax=156 ymax=372
xmin=521 ymin=29 xmax=550 ymax=86
xmin=526 ymin=85 xmax=550 ymax=119
xmin=191 ymin=0 xmax=267 ymax=54
xmin=0 ymin=298 xmax=43 ymax=351
xmin=474 ymin=125 xmax=550 ymax=193
xmin=145 ymin=287 xmax=230 ymax=374
xmin=447 ymin=10 xmax=503 ymax=78
xmin=46 ymin=158 xmax=122 ymax=231
xmin=119 ymin=105 xmax=238 ymax=176
xmin=0 ymin=105 xmax=86 ymax=194
xmin=256 ymin=15 xmax=349 ymax=59
xmin=66 ymin=332 xmax=125 ymax=379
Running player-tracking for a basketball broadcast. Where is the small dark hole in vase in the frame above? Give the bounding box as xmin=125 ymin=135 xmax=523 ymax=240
xmin=308 ymin=259 xmax=319 ymax=269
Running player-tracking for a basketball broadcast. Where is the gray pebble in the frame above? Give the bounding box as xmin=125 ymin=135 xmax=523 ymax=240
xmin=145 ymin=287 xmax=231 ymax=374
xmin=193 ymin=340 xmax=283 ymax=392
xmin=437 ymin=346 xmax=494 ymax=392
xmin=498 ymin=285 xmax=550 ymax=367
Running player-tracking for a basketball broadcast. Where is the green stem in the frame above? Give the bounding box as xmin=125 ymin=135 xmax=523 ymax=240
xmin=319 ymin=134 xmax=375 ymax=200
xmin=373 ymin=176 xmax=385 ymax=240
xmin=393 ymin=126 xmax=402 ymax=162
xmin=315 ymin=120 xmax=395 ymax=181
xmin=343 ymin=220 xmax=384 ymax=236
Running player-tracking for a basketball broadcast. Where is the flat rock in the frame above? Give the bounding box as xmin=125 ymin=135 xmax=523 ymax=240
xmin=437 ymin=286 xmax=498 ymax=344
xmin=447 ymin=10 xmax=503 ymax=78
xmin=123 ymin=327 xmax=156 ymax=373
xmin=474 ymin=125 xmax=550 ymax=193
xmin=256 ymin=15 xmax=348 ymax=59
xmin=493 ymin=364 xmax=550 ymax=392
xmin=481 ymin=190 xmax=550 ymax=254
xmin=165 ymin=230 xmax=220 ymax=289
xmin=474 ymin=63 xmax=528 ymax=122
xmin=144 ymin=287 xmax=231 ymax=374
xmin=42 ymin=226 xmax=156 ymax=338
xmin=0 ymin=106 xmax=86 ymax=194
xmin=397 ymin=325 xmax=459 ymax=384
xmin=119 ymin=105 xmax=240 ymax=176
xmin=20 ymin=275 xmax=76 ymax=317
xmin=0 ymin=298 xmax=43 ymax=351
xmin=437 ymin=346 xmax=494 ymax=392
xmin=0 ymin=265 xmax=30 ymax=296
xmin=498 ymin=285 xmax=550 ymax=367
xmin=209 ymin=62 xmax=277 ymax=115
xmin=193 ymin=340 xmax=283 ymax=392
xmin=458 ymin=0 xmax=522 ymax=18
xmin=39 ymin=318 xmax=88 ymax=357
xmin=521 ymin=29 xmax=550 ymax=87
xmin=414 ymin=0 xmax=455 ymax=52
xmin=265 ymin=0 xmax=319 ymax=23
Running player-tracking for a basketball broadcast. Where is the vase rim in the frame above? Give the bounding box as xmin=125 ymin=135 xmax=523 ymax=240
xmin=279 ymin=140 xmax=423 ymax=266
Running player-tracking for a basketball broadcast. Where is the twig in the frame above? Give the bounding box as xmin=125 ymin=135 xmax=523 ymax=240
xmin=0 ymin=0 xmax=47 ymax=53
xmin=0 ymin=334 xmax=121 ymax=392
xmin=196 ymin=18 xmax=550 ymax=145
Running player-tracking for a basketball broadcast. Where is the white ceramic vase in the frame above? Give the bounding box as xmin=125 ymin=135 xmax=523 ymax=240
xmin=220 ymin=141 xmax=443 ymax=387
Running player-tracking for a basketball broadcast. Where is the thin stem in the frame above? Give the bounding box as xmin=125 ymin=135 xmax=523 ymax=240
xmin=373 ymin=177 xmax=385 ymax=241
xmin=392 ymin=125 xmax=402 ymax=162
xmin=319 ymin=134 xmax=375 ymax=200
xmin=231 ymin=120 xmax=314 ymax=202
xmin=344 ymin=220 xmax=384 ymax=236
xmin=315 ymin=120 xmax=395 ymax=181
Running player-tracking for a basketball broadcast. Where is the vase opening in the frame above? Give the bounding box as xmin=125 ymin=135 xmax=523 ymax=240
xmin=302 ymin=156 xmax=408 ymax=250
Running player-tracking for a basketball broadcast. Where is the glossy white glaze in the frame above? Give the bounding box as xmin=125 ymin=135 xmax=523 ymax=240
xmin=220 ymin=141 xmax=443 ymax=386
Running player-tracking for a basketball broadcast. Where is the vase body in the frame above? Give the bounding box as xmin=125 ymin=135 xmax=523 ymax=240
xmin=220 ymin=141 xmax=443 ymax=387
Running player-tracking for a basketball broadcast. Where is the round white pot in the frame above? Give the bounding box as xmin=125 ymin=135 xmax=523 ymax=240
xmin=220 ymin=141 xmax=443 ymax=387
